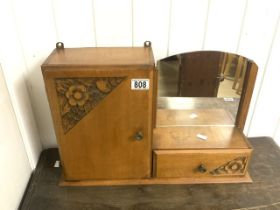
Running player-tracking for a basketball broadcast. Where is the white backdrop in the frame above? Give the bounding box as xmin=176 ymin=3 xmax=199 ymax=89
xmin=0 ymin=65 xmax=32 ymax=210
xmin=1 ymin=0 xmax=280 ymax=167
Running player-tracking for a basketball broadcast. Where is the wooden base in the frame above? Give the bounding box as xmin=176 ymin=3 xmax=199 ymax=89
xmin=59 ymin=172 xmax=252 ymax=186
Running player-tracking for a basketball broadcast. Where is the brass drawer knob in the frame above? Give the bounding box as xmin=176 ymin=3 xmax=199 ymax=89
xmin=198 ymin=164 xmax=207 ymax=173
xmin=134 ymin=132 xmax=144 ymax=141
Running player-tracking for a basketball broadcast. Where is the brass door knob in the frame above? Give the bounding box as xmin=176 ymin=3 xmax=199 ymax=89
xmin=134 ymin=132 xmax=143 ymax=141
xmin=198 ymin=164 xmax=207 ymax=173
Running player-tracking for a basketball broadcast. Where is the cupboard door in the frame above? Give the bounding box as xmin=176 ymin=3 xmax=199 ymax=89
xmin=44 ymin=69 xmax=154 ymax=180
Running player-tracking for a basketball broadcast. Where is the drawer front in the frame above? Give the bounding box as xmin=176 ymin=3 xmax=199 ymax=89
xmin=153 ymin=149 xmax=252 ymax=178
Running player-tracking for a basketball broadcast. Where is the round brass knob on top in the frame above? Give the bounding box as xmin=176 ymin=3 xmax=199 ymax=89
xmin=198 ymin=164 xmax=207 ymax=173
xmin=56 ymin=42 xmax=64 ymax=49
xmin=144 ymin=41 xmax=152 ymax=47
xmin=134 ymin=132 xmax=144 ymax=141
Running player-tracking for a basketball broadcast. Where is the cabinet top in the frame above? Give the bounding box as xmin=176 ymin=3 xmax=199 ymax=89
xmin=42 ymin=47 xmax=155 ymax=68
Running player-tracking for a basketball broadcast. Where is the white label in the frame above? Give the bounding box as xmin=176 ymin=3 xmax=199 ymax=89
xmin=131 ymin=79 xmax=150 ymax=90
xmin=224 ymin=97 xmax=234 ymax=102
xmin=54 ymin=160 xmax=60 ymax=168
xmin=196 ymin=134 xmax=208 ymax=141
xmin=189 ymin=113 xmax=198 ymax=119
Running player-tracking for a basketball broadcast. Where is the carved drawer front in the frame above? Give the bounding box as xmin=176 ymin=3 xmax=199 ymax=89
xmin=153 ymin=149 xmax=251 ymax=178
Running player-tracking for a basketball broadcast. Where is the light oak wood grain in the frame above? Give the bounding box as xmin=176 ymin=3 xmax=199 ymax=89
xmin=42 ymin=45 xmax=156 ymax=181
xmin=153 ymin=126 xmax=251 ymax=149
xmin=43 ymin=47 xmax=154 ymax=67
xmin=156 ymin=109 xmax=235 ymax=126
xmin=153 ymin=149 xmax=251 ymax=178
xmin=42 ymin=46 xmax=255 ymax=185
xmin=236 ymin=61 xmax=258 ymax=130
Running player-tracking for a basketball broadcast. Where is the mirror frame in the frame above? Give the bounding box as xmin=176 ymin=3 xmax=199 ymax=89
xmin=156 ymin=51 xmax=258 ymax=131
xmin=235 ymin=60 xmax=258 ymax=130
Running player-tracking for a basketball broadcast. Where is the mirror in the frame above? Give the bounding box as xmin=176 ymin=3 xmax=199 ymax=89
xmin=157 ymin=51 xmax=255 ymax=126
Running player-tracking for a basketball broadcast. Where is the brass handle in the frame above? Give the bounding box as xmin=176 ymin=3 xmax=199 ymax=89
xmin=198 ymin=164 xmax=207 ymax=173
xmin=134 ymin=132 xmax=143 ymax=141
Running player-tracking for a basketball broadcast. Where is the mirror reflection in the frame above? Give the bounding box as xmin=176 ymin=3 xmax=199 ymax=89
xmin=157 ymin=51 xmax=248 ymax=97
xmin=157 ymin=51 xmax=250 ymax=125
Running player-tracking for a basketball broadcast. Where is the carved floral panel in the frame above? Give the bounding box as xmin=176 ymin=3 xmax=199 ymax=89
xmin=55 ymin=77 xmax=125 ymax=133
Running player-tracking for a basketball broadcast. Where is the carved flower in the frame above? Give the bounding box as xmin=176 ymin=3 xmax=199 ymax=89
xmin=65 ymin=84 xmax=89 ymax=106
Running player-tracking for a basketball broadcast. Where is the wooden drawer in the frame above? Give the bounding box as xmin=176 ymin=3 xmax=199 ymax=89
xmin=153 ymin=149 xmax=252 ymax=178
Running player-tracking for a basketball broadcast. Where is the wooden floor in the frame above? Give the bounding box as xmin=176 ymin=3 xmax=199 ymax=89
xmin=20 ymin=137 xmax=280 ymax=210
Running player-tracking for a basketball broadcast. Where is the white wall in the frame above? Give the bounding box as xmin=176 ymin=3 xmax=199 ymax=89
xmin=248 ymin=16 xmax=280 ymax=143
xmin=0 ymin=1 xmax=278 ymax=208
xmin=0 ymin=65 xmax=32 ymax=210
xmin=0 ymin=0 xmax=42 ymax=169
xmin=274 ymin=120 xmax=280 ymax=144
xmin=1 ymin=0 xmax=280 ymax=149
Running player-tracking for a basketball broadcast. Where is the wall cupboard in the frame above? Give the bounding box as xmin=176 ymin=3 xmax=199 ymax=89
xmin=42 ymin=42 xmax=257 ymax=185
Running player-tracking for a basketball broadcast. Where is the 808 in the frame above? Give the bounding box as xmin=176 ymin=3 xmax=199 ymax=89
xmin=134 ymin=80 xmax=147 ymax=89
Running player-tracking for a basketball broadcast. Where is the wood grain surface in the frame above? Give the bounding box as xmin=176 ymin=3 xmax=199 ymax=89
xmin=42 ymin=46 xmax=255 ymax=185
xmin=43 ymin=47 xmax=154 ymax=67
xmin=42 ymin=46 xmax=156 ymax=181
xmin=235 ymin=61 xmax=258 ymax=130
xmin=156 ymin=109 xmax=235 ymax=126
xmin=153 ymin=149 xmax=251 ymax=178
xmin=153 ymin=126 xmax=251 ymax=149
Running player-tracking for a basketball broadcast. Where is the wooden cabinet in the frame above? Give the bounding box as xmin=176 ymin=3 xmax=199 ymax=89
xmin=42 ymin=43 xmax=156 ymax=181
xmin=42 ymin=43 xmax=257 ymax=185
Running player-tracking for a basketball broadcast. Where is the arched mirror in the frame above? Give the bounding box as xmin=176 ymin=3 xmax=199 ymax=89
xmin=157 ymin=51 xmax=258 ymax=130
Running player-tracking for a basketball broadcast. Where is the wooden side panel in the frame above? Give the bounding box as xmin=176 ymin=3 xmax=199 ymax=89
xmin=235 ymin=62 xmax=258 ymax=130
xmin=153 ymin=149 xmax=252 ymax=178
xmin=152 ymin=68 xmax=158 ymax=129
xmin=43 ymin=68 xmax=154 ymax=180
